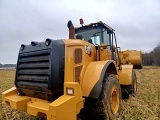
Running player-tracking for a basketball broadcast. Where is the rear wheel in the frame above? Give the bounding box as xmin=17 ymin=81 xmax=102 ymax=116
xmin=77 ymin=74 xmax=121 ymax=120
xmin=121 ymin=70 xmax=137 ymax=99
xmin=130 ymin=70 xmax=137 ymax=96
xmin=126 ymin=70 xmax=137 ymax=95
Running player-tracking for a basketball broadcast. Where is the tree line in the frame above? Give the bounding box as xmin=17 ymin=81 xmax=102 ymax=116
xmin=0 ymin=63 xmax=16 ymax=68
xmin=1 ymin=43 xmax=160 ymax=67
xmin=142 ymin=43 xmax=160 ymax=66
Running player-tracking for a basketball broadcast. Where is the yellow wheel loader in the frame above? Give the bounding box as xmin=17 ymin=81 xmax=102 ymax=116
xmin=2 ymin=19 xmax=142 ymax=120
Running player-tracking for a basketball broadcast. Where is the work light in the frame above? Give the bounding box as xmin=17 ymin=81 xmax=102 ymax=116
xmin=45 ymin=38 xmax=51 ymax=46
xmin=20 ymin=44 xmax=25 ymax=50
xmin=66 ymin=88 xmax=74 ymax=95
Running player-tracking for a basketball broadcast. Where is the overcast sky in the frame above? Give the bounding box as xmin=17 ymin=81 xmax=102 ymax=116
xmin=0 ymin=0 xmax=160 ymax=64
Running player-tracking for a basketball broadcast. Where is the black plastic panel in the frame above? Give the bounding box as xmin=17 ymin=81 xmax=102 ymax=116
xmin=15 ymin=40 xmax=65 ymax=99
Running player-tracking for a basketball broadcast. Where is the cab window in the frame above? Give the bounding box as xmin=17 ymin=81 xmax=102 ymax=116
xmin=90 ymin=35 xmax=101 ymax=45
xmin=103 ymin=31 xmax=110 ymax=45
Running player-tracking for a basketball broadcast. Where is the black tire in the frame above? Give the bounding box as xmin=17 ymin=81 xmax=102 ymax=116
xmin=77 ymin=74 xmax=121 ymax=120
xmin=102 ymin=74 xmax=121 ymax=119
xmin=130 ymin=70 xmax=137 ymax=96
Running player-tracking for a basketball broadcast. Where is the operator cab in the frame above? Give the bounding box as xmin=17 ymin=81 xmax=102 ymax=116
xmin=75 ymin=21 xmax=121 ymax=70
xmin=75 ymin=21 xmax=115 ymax=50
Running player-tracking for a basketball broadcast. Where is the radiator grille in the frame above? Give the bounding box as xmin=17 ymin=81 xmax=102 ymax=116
xmin=16 ymin=50 xmax=50 ymax=92
xmin=74 ymin=48 xmax=82 ymax=64
xmin=75 ymin=65 xmax=82 ymax=83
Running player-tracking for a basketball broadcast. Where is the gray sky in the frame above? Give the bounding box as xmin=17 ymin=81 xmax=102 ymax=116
xmin=0 ymin=0 xmax=160 ymax=64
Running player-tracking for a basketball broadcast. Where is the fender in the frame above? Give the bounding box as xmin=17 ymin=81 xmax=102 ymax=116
xmin=118 ymin=64 xmax=133 ymax=85
xmin=82 ymin=60 xmax=117 ymax=99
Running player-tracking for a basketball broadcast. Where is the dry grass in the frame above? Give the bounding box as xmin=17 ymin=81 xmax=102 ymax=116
xmin=0 ymin=70 xmax=35 ymax=120
xmin=120 ymin=66 xmax=160 ymax=120
xmin=0 ymin=66 xmax=160 ymax=120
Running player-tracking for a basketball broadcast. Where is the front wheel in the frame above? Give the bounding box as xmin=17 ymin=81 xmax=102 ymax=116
xmin=77 ymin=74 xmax=121 ymax=120
xmin=102 ymin=74 xmax=121 ymax=119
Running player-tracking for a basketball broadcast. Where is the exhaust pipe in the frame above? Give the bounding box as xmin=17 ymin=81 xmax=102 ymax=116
xmin=67 ymin=20 xmax=75 ymax=39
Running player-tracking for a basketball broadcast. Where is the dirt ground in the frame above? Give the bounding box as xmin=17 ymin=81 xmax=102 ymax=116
xmin=0 ymin=66 xmax=160 ymax=120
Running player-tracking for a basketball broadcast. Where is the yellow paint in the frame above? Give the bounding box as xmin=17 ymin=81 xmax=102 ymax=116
xmin=82 ymin=60 xmax=110 ymax=97
xmin=2 ymin=82 xmax=84 ymax=120
xmin=2 ymin=87 xmax=30 ymax=111
xmin=48 ymin=82 xmax=84 ymax=120
xmin=118 ymin=65 xmax=133 ymax=85
xmin=120 ymin=50 xmax=142 ymax=66
xmin=27 ymin=98 xmax=50 ymax=117
xmin=100 ymin=45 xmax=111 ymax=60
xmin=2 ymin=87 xmax=17 ymax=98
xmin=110 ymin=86 xmax=119 ymax=114
xmin=63 ymin=39 xmax=96 ymax=86
xmin=2 ymin=38 xmax=141 ymax=120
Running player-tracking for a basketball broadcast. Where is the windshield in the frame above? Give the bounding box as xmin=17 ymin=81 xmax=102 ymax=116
xmin=76 ymin=28 xmax=101 ymax=45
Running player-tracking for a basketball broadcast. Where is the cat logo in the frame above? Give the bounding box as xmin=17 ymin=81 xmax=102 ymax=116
xmin=85 ymin=45 xmax=91 ymax=56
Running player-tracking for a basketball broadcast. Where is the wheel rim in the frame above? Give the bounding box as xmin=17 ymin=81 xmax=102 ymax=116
xmin=110 ymin=86 xmax=119 ymax=114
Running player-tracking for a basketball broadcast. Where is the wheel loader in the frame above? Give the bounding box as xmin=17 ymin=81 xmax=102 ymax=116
xmin=2 ymin=19 xmax=142 ymax=120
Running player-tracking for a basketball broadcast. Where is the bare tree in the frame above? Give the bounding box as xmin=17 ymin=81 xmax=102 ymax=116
xmin=142 ymin=52 xmax=154 ymax=66
xmin=153 ymin=42 xmax=160 ymax=65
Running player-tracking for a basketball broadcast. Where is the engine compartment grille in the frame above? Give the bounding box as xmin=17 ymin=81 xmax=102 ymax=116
xmin=16 ymin=50 xmax=50 ymax=92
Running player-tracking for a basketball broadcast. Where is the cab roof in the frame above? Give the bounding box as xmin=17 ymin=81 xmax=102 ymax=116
xmin=75 ymin=21 xmax=115 ymax=33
